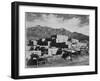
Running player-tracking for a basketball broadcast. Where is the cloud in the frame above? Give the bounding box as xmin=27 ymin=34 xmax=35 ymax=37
xmin=26 ymin=13 xmax=89 ymax=35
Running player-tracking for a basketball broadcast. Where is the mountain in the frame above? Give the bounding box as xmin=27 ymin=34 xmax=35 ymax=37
xmin=71 ymin=32 xmax=89 ymax=41
xmin=26 ymin=25 xmax=71 ymax=40
xmin=26 ymin=25 xmax=89 ymax=41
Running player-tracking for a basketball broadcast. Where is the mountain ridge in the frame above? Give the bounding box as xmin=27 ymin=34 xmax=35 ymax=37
xmin=26 ymin=25 xmax=89 ymax=41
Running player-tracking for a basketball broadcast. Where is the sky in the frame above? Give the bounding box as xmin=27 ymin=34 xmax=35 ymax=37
xmin=25 ymin=12 xmax=89 ymax=36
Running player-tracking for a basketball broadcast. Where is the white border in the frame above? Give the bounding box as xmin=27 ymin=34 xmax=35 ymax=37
xmin=19 ymin=5 xmax=95 ymax=76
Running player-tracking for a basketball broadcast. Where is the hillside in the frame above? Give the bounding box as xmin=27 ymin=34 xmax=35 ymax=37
xmin=71 ymin=32 xmax=89 ymax=41
xmin=26 ymin=25 xmax=89 ymax=41
xmin=26 ymin=25 xmax=71 ymax=40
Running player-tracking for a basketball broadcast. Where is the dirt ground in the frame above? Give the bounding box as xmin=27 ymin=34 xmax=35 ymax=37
xmin=26 ymin=55 xmax=89 ymax=68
